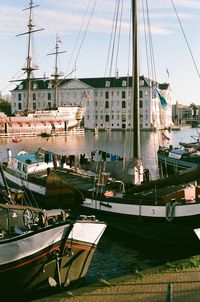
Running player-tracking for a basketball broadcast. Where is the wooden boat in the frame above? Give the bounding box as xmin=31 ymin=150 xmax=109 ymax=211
xmin=157 ymin=145 xmax=200 ymax=175
xmin=0 ymin=203 xmax=106 ymax=300
xmin=3 ymin=0 xmax=200 ymax=252
xmin=0 ymin=163 xmax=106 ymax=300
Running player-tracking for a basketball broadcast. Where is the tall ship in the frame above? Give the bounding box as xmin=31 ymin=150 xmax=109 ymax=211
xmin=0 ymin=1 xmax=85 ymax=136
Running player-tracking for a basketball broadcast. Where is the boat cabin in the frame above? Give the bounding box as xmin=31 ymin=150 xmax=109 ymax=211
xmin=9 ymin=152 xmax=55 ymax=180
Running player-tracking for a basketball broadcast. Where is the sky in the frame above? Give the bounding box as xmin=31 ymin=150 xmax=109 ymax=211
xmin=1 ymin=0 xmax=200 ymax=105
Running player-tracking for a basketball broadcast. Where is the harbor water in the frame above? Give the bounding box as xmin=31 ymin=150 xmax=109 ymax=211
xmin=0 ymin=127 xmax=199 ymax=298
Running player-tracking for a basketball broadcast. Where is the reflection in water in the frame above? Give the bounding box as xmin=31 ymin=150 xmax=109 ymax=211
xmin=0 ymin=127 xmax=197 ymax=179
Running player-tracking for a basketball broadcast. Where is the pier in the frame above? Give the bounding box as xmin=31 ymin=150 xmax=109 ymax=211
xmin=0 ymin=127 xmax=85 ymax=138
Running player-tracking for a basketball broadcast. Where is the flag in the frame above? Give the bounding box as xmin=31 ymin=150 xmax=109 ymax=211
xmin=82 ymin=89 xmax=91 ymax=100
xmin=156 ymin=88 xmax=167 ymax=110
xmin=57 ymin=35 xmax=62 ymax=44
xmin=161 ymin=132 xmax=170 ymax=143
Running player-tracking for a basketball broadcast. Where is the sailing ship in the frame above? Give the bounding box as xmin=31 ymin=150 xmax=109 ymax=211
xmin=3 ymin=0 xmax=200 ymax=251
xmin=0 ymin=1 xmax=84 ymax=136
xmin=0 ymin=163 xmax=106 ymax=300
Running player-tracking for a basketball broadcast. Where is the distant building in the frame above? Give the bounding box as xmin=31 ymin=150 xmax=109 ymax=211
xmin=11 ymin=75 xmax=173 ymax=130
xmin=172 ymin=102 xmax=192 ymax=125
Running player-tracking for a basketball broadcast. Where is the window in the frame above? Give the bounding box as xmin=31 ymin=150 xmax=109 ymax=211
xmin=18 ymin=84 xmax=23 ymax=90
xmin=48 ymin=102 xmax=51 ymax=108
xmin=105 ymin=81 xmax=110 ymax=87
xmin=105 ymin=101 xmax=109 ymax=109
xmin=139 ymin=100 xmax=143 ymax=108
xmin=18 ymin=103 xmax=22 ymax=110
xmin=122 ymin=80 xmax=127 ymax=87
xmin=33 ymin=102 xmax=36 ymax=110
xmin=122 ymin=91 xmax=126 ymax=99
xmin=33 ymin=93 xmax=36 ymax=101
xmin=17 ymin=162 xmax=22 ymax=171
xmin=105 ymin=115 xmax=109 ymax=122
xmin=33 ymin=83 xmax=37 ymax=89
xmin=139 ymin=90 xmax=143 ymax=98
xmin=105 ymin=91 xmax=109 ymax=99
xmin=122 ymin=100 xmax=126 ymax=108
xmin=48 ymin=83 xmax=52 ymax=89
xmin=18 ymin=94 xmax=22 ymax=101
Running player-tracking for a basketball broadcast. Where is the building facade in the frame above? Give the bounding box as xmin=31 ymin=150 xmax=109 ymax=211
xmin=11 ymin=75 xmax=173 ymax=130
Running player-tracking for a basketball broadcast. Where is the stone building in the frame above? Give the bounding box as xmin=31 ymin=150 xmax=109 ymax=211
xmin=11 ymin=75 xmax=173 ymax=130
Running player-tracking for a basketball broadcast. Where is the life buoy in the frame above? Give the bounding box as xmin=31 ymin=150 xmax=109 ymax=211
xmin=165 ymin=200 xmax=177 ymax=222
xmin=17 ymin=150 xmax=27 ymax=156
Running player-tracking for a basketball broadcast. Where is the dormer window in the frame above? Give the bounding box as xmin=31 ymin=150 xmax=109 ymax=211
xmin=122 ymin=80 xmax=127 ymax=87
xmin=140 ymin=80 xmax=144 ymax=86
xmin=48 ymin=83 xmax=52 ymax=89
xmin=33 ymin=83 xmax=37 ymax=89
xmin=18 ymin=84 xmax=23 ymax=90
xmin=105 ymin=81 xmax=110 ymax=87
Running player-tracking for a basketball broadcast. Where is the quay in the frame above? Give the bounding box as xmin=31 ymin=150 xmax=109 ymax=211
xmin=34 ymin=255 xmax=200 ymax=302
xmin=0 ymin=127 xmax=85 ymax=138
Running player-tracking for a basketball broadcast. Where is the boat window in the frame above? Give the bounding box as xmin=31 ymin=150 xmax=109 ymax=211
xmin=17 ymin=162 xmax=22 ymax=171
xmin=23 ymin=164 xmax=27 ymax=173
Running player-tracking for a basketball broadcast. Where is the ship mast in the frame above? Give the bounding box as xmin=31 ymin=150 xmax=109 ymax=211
xmin=131 ymin=0 xmax=144 ymax=185
xmin=17 ymin=0 xmax=44 ymax=113
xmin=47 ymin=34 xmax=67 ymax=108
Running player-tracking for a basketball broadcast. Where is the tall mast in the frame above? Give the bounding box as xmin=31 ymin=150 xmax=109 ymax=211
xmin=17 ymin=0 xmax=44 ymax=113
xmin=132 ymin=0 xmax=140 ymax=159
xmin=47 ymin=34 xmax=66 ymax=108
xmin=131 ymin=0 xmax=144 ymax=185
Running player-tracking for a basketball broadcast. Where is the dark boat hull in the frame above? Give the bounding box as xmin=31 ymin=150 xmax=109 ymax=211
xmin=157 ymin=152 xmax=200 ymax=175
xmin=78 ymin=203 xmax=200 ymax=252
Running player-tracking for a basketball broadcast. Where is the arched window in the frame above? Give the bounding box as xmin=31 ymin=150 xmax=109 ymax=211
xmin=122 ymin=91 xmax=126 ymax=99
xmin=48 ymin=93 xmax=51 ymax=100
xmin=122 ymin=100 xmax=126 ymax=108
xmin=33 ymin=93 xmax=36 ymax=101
xmin=105 ymin=91 xmax=109 ymax=99
xmin=18 ymin=94 xmax=22 ymax=101
xmin=105 ymin=101 xmax=109 ymax=109
xmin=105 ymin=115 xmax=109 ymax=122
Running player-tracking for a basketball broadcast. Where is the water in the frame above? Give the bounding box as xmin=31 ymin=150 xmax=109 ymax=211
xmin=0 ymin=128 xmax=199 ymax=297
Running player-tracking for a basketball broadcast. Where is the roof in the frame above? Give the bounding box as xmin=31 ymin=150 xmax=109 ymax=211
xmin=15 ymin=153 xmax=45 ymax=164
xmin=12 ymin=75 xmax=166 ymax=91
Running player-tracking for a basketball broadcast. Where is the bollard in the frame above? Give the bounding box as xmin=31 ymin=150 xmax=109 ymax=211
xmin=167 ymin=282 xmax=173 ymax=302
